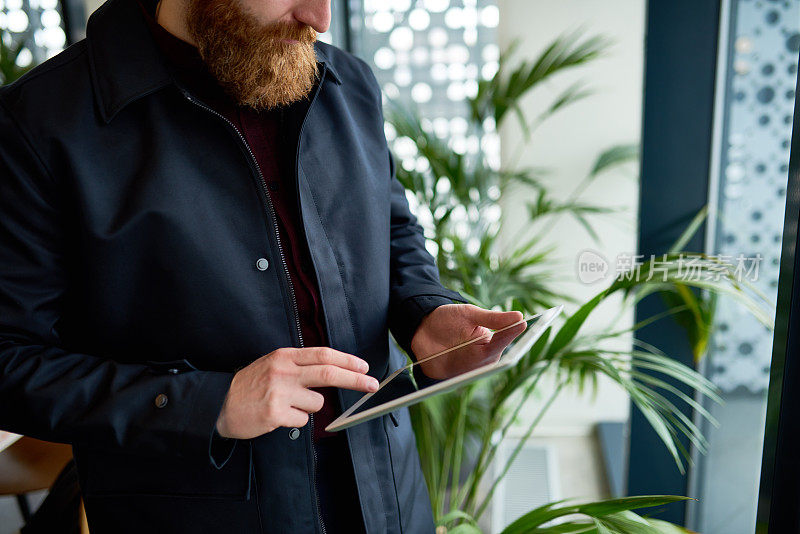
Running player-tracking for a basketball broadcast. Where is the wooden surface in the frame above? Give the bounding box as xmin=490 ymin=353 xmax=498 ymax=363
xmin=80 ymin=499 xmax=90 ymax=534
xmin=0 ymin=432 xmax=21 ymax=454
xmin=0 ymin=436 xmax=72 ymax=495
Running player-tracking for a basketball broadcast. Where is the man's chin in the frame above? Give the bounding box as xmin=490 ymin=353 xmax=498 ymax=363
xmin=201 ymin=45 xmax=319 ymax=111
xmin=185 ymin=0 xmax=319 ymax=111
xmin=237 ymin=82 xmax=316 ymax=111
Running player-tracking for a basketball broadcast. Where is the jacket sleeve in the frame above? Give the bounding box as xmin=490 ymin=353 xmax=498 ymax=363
xmin=386 ymin=151 xmax=468 ymax=359
xmin=0 ymin=100 xmax=234 ymax=467
xmin=363 ymin=72 xmax=468 ymax=357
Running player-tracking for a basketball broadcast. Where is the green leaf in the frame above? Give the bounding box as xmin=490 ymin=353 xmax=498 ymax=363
xmin=644 ymin=518 xmax=694 ymax=533
xmin=546 ymin=292 xmax=606 ymax=358
xmin=531 ymin=524 xmax=599 ymax=534
xmin=477 ymin=32 xmax=612 ymax=129
xmin=589 ymin=144 xmax=640 ymax=177
xmin=667 ymin=205 xmax=709 ymax=255
xmin=501 ymin=496 xmax=689 ymax=534
xmin=592 ymin=520 xmax=614 ymax=534
xmin=577 ymin=496 xmax=691 ymax=516
xmin=448 ymin=525 xmax=484 ymax=534
xmin=0 ymin=32 xmax=34 ymax=85
xmin=391 ymin=17 xmax=772 ymax=525
xmin=437 ymin=509 xmax=479 ymax=527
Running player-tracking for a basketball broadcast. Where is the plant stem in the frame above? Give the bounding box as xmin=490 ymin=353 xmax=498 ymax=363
xmin=437 ymin=399 xmax=462 ymax=518
xmin=474 ymin=380 xmax=565 ymax=520
xmin=461 ymin=362 xmax=549 ymax=513
xmin=449 ymin=390 xmax=472 ymax=515
xmin=484 ymin=365 xmax=549 ymax=467
xmin=532 ymin=173 xmax=594 ymax=242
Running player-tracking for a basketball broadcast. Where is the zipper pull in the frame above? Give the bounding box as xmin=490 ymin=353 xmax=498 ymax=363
xmin=178 ymin=86 xmax=196 ymax=103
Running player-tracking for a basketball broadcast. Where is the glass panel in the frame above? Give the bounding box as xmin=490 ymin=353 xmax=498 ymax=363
xmin=0 ymin=0 xmax=68 ymax=78
xmin=688 ymin=1 xmax=800 ymax=531
xmin=347 ymin=316 xmax=531 ymax=418
xmin=318 ymin=0 xmax=349 ymax=47
xmin=348 ymin=0 xmax=501 ymax=185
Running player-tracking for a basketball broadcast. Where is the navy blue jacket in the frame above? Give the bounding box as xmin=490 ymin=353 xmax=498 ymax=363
xmin=0 ymin=0 xmax=465 ymax=531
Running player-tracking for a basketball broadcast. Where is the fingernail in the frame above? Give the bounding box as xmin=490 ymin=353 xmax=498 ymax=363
xmin=360 ymin=360 xmax=370 ymax=373
xmin=369 ymin=378 xmax=379 ymax=391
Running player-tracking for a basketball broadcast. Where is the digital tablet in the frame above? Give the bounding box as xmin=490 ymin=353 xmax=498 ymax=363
xmin=325 ymin=304 xmax=564 ymax=432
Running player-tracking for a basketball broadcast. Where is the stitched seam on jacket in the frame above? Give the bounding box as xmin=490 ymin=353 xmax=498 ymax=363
xmin=251 ymin=446 xmax=265 ymax=533
xmin=299 ymin=161 xmax=388 ymax=529
xmin=179 ymin=371 xmax=211 ymax=460
xmin=383 ymin=417 xmax=404 ymax=534
xmin=0 ymin=41 xmax=87 ymax=98
xmin=299 ymin=160 xmax=360 ymax=347
xmin=0 ymin=99 xmax=60 ymax=189
xmin=364 ymin=423 xmax=389 ymax=532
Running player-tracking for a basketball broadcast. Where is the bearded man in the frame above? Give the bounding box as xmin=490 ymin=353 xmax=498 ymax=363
xmin=0 ymin=0 xmax=522 ymax=532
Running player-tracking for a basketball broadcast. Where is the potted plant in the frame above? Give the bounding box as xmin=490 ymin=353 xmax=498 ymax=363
xmin=388 ymin=32 xmax=773 ymax=533
xmin=0 ymin=32 xmax=34 ymax=85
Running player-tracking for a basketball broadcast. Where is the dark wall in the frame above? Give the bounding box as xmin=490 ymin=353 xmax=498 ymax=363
xmin=59 ymin=0 xmax=87 ymax=43
xmin=756 ymin=49 xmax=800 ymax=534
xmin=628 ymin=0 xmax=721 ymax=524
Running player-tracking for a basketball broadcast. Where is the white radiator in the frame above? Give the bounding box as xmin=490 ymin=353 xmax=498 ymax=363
xmin=491 ymin=440 xmax=561 ymax=533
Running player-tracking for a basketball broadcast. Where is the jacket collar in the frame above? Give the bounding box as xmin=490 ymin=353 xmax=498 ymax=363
xmin=86 ymin=0 xmax=342 ymax=124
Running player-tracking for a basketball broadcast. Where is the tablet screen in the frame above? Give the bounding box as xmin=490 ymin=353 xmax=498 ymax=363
xmin=347 ymin=315 xmax=540 ymax=418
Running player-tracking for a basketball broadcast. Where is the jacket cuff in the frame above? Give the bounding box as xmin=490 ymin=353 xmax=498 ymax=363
xmin=209 ymin=427 xmax=238 ymax=469
xmin=390 ymin=290 xmax=468 ymax=361
xmin=412 ymin=362 xmax=445 ymax=389
xmin=179 ymin=370 xmax=236 ymax=467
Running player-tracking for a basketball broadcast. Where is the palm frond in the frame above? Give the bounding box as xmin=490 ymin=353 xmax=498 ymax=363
xmin=471 ymin=31 xmax=613 ymax=129
xmin=589 ymin=144 xmax=640 ymax=178
xmin=391 ymin=30 xmax=767 ymax=534
xmin=500 ymin=496 xmax=692 ymax=534
xmin=0 ymin=33 xmax=34 ymax=85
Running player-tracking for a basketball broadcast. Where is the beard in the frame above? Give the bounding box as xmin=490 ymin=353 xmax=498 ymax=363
xmin=185 ymin=0 xmax=319 ymax=111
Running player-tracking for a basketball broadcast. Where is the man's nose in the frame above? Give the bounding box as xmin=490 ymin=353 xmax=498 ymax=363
xmin=291 ymin=0 xmax=331 ymax=34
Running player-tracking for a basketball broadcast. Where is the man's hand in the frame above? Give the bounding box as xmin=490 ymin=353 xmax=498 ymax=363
xmin=411 ymin=304 xmax=525 ymax=380
xmin=215 ymin=347 xmax=379 ymax=439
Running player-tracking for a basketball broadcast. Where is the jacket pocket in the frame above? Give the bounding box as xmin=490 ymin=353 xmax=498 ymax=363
xmin=383 ymin=406 xmax=436 ymax=533
xmin=74 ymin=439 xmax=252 ymax=500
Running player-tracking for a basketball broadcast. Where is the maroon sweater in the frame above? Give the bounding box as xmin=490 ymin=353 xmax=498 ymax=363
xmin=135 ymin=5 xmax=368 ymax=531
xmin=136 ymin=3 xmax=340 ymax=441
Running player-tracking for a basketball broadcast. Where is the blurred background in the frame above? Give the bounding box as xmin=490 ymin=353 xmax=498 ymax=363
xmin=0 ymin=0 xmax=797 ymax=532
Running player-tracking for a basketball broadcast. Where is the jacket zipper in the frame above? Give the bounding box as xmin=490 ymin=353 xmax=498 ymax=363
xmin=178 ymin=92 xmax=304 ymax=348
xmin=179 ymin=87 xmax=328 ymax=534
xmin=291 ymin=82 xmax=329 ymax=534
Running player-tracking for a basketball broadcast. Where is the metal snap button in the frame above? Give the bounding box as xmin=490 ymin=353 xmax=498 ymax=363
xmin=167 ymin=368 xmax=179 ymax=375
xmin=288 ymin=427 xmax=300 ymax=440
xmin=256 ymin=258 xmax=269 ymax=271
xmin=154 ymin=393 xmax=168 ymax=408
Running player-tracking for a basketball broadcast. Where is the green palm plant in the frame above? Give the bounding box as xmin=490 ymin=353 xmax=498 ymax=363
xmin=387 ymin=31 xmax=774 ymax=533
xmin=0 ymin=32 xmax=34 ymax=85
xmin=439 ymin=496 xmax=695 ymax=534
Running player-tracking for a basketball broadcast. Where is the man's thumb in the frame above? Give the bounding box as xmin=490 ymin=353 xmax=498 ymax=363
xmin=465 ymin=306 xmax=523 ymax=330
